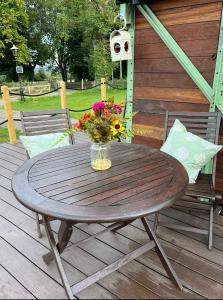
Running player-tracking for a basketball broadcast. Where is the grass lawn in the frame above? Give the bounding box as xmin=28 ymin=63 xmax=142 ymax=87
xmin=11 ymin=89 xmax=126 ymax=119
xmin=0 ymin=128 xmax=20 ymax=143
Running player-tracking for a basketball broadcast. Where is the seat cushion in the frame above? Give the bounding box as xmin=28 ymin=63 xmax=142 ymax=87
xmin=161 ymin=119 xmax=222 ymax=184
xmin=20 ymin=132 xmax=70 ymax=158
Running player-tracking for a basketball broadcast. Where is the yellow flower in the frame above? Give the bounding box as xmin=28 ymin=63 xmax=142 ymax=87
xmin=110 ymin=119 xmax=125 ymax=136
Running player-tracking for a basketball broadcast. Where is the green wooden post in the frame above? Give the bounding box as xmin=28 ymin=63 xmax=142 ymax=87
xmin=137 ymin=4 xmax=214 ymax=105
xmin=120 ymin=4 xmax=135 ymax=143
xmin=212 ymin=8 xmax=223 ymax=113
xmin=204 ymin=8 xmax=223 ymax=174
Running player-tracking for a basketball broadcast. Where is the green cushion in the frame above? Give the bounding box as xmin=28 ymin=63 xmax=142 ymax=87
xmin=160 ymin=119 xmax=222 ymax=184
xmin=20 ymin=132 xmax=70 ymax=158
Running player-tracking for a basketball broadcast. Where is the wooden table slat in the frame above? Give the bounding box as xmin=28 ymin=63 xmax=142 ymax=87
xmin=12 ymin=143 xmax=188 ymax=223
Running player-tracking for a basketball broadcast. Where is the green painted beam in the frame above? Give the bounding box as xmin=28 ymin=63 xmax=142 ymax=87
xmin=204 ymin=8 xmax=223 ymax=174
xmin=120 ymin=4 xmax=135 ymax=143
xmin=212 ymin=8 xmax=223 ymax=113
xmin=137 ymin=4 xmax=214 ymax=105
xmin=120 ymin=3 xmax=132 ymax=25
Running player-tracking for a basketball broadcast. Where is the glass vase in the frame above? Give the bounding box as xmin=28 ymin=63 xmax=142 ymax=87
xmin=90 ymin=142 xmax=111 ymax=170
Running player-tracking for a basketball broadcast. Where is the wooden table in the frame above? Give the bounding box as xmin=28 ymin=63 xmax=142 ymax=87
xmin=12 ymin=142 xmax=188 ymax=299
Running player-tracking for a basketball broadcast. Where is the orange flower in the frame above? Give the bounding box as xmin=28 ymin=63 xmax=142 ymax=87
xmin=82 ymin=113 xmax=90 ymax=121
xmin=103 ymin=108 xmax=112 ymax=118
xmin=74 ymin=120 xmax=82 ymax=129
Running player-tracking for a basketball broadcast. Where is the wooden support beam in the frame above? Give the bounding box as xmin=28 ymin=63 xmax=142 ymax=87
xmin=1 ymin=86 xmax=17 ymax=144
xmin=212 ymin=7 xmax=223 ymax=113
xmin=123 ymin=4 xmax=135 ymax=143
xmin=101 ymin=78 xmax=107 ymax=101
xmin=60 ymin=81 xmax=67 ymax=109
xmin=71 ymin=240 xmax=156 ymax=295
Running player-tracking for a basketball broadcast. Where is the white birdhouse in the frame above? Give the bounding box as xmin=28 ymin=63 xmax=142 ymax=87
xmin=110 ymin=30 xmax=132 ymax=62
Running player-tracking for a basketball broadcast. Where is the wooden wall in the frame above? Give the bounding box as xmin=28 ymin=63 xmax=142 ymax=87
xmin=132 ymin=0 xmax=223 ymax=191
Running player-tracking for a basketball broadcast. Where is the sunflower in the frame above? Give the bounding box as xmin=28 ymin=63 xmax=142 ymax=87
xmin=110 ymin=119 xmax=125 ymax=136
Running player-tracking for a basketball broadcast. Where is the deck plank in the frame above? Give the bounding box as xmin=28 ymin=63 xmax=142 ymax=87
xmin=0 ymin=265 xmax=35 ymax=299
xmin=0 ymin=237 xmax=67 ymax=299
xmin=1 ymin=139 xmax=223 ymax=299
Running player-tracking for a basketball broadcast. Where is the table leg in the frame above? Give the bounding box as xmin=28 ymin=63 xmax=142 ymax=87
xmin=42 ymin=217 xmax=74 ymax=299
xmin=42 ymin=217 xmax=182 ymax=298
xmin=141 ymin=217 xmax=183 ymax=290
xmin=43 ymin=219 xmax=73 ymax=264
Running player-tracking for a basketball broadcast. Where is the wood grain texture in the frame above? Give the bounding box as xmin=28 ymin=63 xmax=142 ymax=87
xmin=133 ymin=0 xmax=223 ymax=192
xmin=133 ymin=99 xmax=209 ymax=114
xmin=2 ymin=140 xmax=223 ymax=299
xmin=135 ymin=21 xmax=220 ymax=45
xmin=136 ymin=2 xmax=221 ymax=29
xmin=21 ymin=109 xmax=75 ymax=145
xmin=147 ymin=0 xmax=221 ymax=12
xmin=12 ymin=143 xmax=188 ymax=223
xmin=0 ymin=266 xmax=34 ymax=299
xmin=134 ymin=87 xmax=209 ymax=104
xmin=135 ymin=38 xmax=218 ymax=59
xmin=135 ymin=57 xmax=216 ymax=74
xmin=134 ymin=72 xmax=213 ymax=89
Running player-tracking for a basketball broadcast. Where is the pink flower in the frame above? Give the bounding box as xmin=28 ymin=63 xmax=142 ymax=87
xmin=92 ymin=101 xmax=106 ymax=112
xmin=112 ymin=104 xmax=122 ymax=114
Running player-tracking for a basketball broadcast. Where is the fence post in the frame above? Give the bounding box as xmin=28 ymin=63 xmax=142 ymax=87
xmin=60 ymin=81 xmax=67 ymax=109
xmin=81 ymin=79 xmax=84 ymax=90
xmin=28 ymin=85 xmax=31 ymax=95
xmin=1 ymin=86 xmax=17 ymax=144
xmin=101 ymin=78 xmax=107 ymax=101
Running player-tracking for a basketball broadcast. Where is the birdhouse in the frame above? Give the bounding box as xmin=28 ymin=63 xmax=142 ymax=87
xmin=110 ymin=30 xmax=132 ymax=62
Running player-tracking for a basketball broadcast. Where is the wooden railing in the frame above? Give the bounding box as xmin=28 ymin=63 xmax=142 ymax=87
xmin=0 ymin=79 xmax=113 ymax=144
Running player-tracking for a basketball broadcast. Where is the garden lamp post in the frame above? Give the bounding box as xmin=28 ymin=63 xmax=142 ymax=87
xmin=10 ymin=44 xmax=25 ymax=101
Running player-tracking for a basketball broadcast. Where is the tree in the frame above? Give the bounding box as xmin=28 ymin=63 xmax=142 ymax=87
xmin=24 ymin=0 xmax=53 ymax=78
xmin=0 ymin=0 xmax=30 ymax=63
xmin=67 ymin=34 xmax=91 ymax=81
xmin=40 ymin=0 xmax=83 ymax=82
xmin=41 ymin=0 xmax=119 ymax=81
xmin=79 ymin=0 xmax=119 ymax=80
xmin=0 ymin=0 xmax=121 ymax=82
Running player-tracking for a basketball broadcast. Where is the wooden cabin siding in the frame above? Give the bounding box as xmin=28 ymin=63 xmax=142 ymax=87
xmin=132 ymin=0 xmax=223 ymax=191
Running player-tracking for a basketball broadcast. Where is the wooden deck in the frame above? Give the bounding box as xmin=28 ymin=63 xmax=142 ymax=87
xmin=1 ymin=134 xmax=223 ymax=299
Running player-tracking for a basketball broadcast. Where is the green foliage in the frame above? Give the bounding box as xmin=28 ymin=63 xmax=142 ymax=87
xmin=0 ymin=0 xmax=31 ymax=64
xmin=25 ymin=0 xmax=53 ymax=67
xmin=0 ymin=75 xmax=7 ymax=84
xmin=34 ymin=68 xmax=47 ymax=81
xmin=0 ymin=128 xmax=20 ymax=143
xmin=79 ymin=0 xmax=119 ymax=80
xmin=0 ymin=0 xmax=121 ymax=82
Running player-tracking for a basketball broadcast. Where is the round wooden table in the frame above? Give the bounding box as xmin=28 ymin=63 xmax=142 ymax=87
xmin=12 ymin=142 xmax=188 ymax=299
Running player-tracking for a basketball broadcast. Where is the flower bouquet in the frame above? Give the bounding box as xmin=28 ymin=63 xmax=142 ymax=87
xmin=74 ymin=99 xmax=125 ymax=170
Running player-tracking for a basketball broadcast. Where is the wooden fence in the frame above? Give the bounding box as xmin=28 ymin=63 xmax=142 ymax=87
xmin=0 ymin=79 xmax=107 ymax=144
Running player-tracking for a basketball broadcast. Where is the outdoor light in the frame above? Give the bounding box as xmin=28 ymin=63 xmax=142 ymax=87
xmin=10 ymin=44 xmax=19 ymax=58
xmin=10 ymin=44 xmax=25 ymax=101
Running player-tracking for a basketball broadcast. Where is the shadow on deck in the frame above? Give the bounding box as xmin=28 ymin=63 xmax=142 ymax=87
xmin=0 ymin=133 xmax=223 ymax=299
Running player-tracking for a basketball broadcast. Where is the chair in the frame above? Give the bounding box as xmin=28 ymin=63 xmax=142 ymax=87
xmin=20 ymin=109 xmax=75 ymax=238
xmin=154 ymin=111 xmax=222 ymax=249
